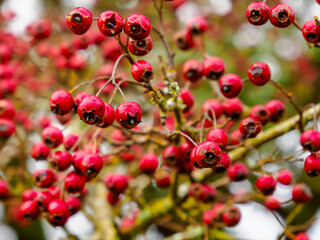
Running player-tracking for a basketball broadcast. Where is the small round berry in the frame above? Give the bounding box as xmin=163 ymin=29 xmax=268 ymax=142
xmin=227 ymin=162 xmax=249 ymax=181
xmin=131 ymin=60 xmax=154 ymax=82
xmin=256 ymin=175 xmax=277 ymax=195
xmin=41 ymin=126 xmax=63 ymax=148
xmin=49 ymin=151 xmax=73 ymax=171
xmin=107 ymin=192 xmax=120 ymax=205
xmin=202 ymin=57 xmax=225 ymax=80
xmin=246 ymin=1 xmax=270 ymax=26
xmin=202 ymin=209 xmax=219 ymax=226
xmin=277 ymin=169 xmax=293 ymax=185
xmin=74 ymin=91 xmax=91 ymax=110
xmin=139 ymin=153 xmax=159 ymax=174
xmin=96 ymin=103 xmax=115 ymax=128
xmin=47 ymin=199 xmax=70 ymax=226
xmin=66 ymin=196 xmax=81 ymax=215
xmin=34 ymin=190 xmax=53 ymax=211
xmin=26 ymin=19 xmax=51 ymax=40
xmin=128 ymin=36 xmax=153 ymax=56
xmin=294 ymin=233 xmax=310 ymax=240
xmin=124 ymin=14 xmax=151 ymax=40
xmin=194 ymin=141 xmax=222 ymax=168
xmin=0 ymin=180 xmax=8 ymax=198
xmin=269 ymin=4 xmax=295 ymax=28
xmin=64 ymin=171 xmax=86 ymax=193
xmin=248 ymin=62 xmax=271 ymax=86
xmin=115 ymin=102 xmax=142 ymax=129
xmin=0 ymin=99 xmax=15 ymax=118
xmin=304 ymin=153 xmax=320 ymax=177
xmin=31 ymin=142 xmax=51 ymax=160
xmin=63 ymin=133 xmax=79 ymax=151
xmin=206 ymin=128 xmax=229 ymax=150
xmin=222 ymin=98 xmax=243 ymax=120
xmin=49 ymin=90 xmax=74 ymax=115
xmin=21 ymin=189 xmax=37 ymax=202
xmin=219 ymin=74 xmax=243 ymax=98
xmin=213 ymin=152 xmax=231 ymax=173
xmin=182 ymin=59 xmax=203 ymax=83
xmin=33 ymin=169 xmax=56 ymax=188
xmin=0 ymin=118 xmax=15 ymax=138
xmin=98 ymin=11 xmax=123 ymax=37
xmin=174 ymin=29 xmax=195 ymax=50
xmin=300 ymin=130 xmax=320 ymax=152
xmin=202 ymin=99 xmax=223 ymax=119
xmin=250 ymin=105 xmax=270 ymax=126
xmin=48 ymin=186 xmax=60 ymax=199
xmin=200 ymin=185 xmax=217 ymax=203
xmin=222 ymin=206 xmax=241 ymax=227
xmin=80 ymin=153 xmax=103 ymax=179
xmin=77 ymin=95 xmax=105 ymax=125
xmin=292 ymin=183 xmax=312 ymax=203
xmin=72 ymin=150 xmax=87 ymax=173
xmin=239 ymin=117 xmax=262 ymax=138
xmin=154 ymin=169 xmax=172 ymax=188
xmin=162 ymin=146 xmax=181 ymax=166
xmin=229 ymin=129 xmax=246 ymax=145
xmin=178 ymin=89 xmax=194 ymax=113
xmin=265 ymin=196 xmax=281 ymax=211
xmin=104 ymin=174 xmax=128 ymax=194
xmin=66 ymin=7 xmax=92 ymax=35
xmin=302 ymin=19 xmax=320 ymax=43
xmin=19 ymin=200 xmax=39 ymax=222
xmin=265 ymin=100 xmax=285 ymax=122
xmin=186 ymin=16 xmax=208 ymax=35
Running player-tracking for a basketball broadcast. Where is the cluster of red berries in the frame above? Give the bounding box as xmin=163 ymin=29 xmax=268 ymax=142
xmin=301 ymin=129 xmax=320 ymax=176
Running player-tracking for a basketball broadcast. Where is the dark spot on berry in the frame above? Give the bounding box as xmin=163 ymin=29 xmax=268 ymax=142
xmin=130 ymin=24 xmax=141 ymax=35
xmin=249 ymin=10 xmax=261 ymax=21
xmin=214 ymin=166 xmax=226 ymax=174
xmin=106 ymin=19 xmax=117 ymax=29
xmin=259 ymin=110 xmax=267 ymax=117
xmin=186 ymin=70 xmax=197 ymax=80
xmin=24 ymin=213 xmax=31 ymax=221
xmin=307 ymin=33 xmax=317 ymax=42
xmin=222 ymin=85 xmax=232 ymax=93
xmin=209 ymin=71 xmax=221 ymax=80
xmin=204 ymin=151 xmax=219 ymax=166
xmin=205 ymin=193 xmax=215 ymax=202
xmin=72 ymin=14 xmax=83 ymax=24
xmin=166 ymin=156 xmax=177 ymax=166
xmin=250 ymin=67 xmax=263 ymax=77
xmin=45 ymin=138 xmax=53 ymax=147
xmin=278 ymin=9 xmax=289 ymax=22
xmin=83 ymin=111 xmax=95 ymax=124
xmin=142 ymin=70 xmax=153 ymax=81
xmin=137 ymin=40 xmax=146 ymax=48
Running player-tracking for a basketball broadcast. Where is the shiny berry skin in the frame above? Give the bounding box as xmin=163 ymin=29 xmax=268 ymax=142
xmin=202 ymin=57 xmax=225 ymax=80
xmin=66 ymin=196 xmax=81 ymax=215
xmin=139 ymin=153 xmax=159 ymax=174
xmin=194 ymin=141 xmax=222 ymax=168
xmin=80 ymin=153 xmax=103 ymax=179
xmin=98 ymin=11 xmax=123 ymax=37
xmin=222 ymin=98 xmax=243 ymax=120
xmin=302 ymin=20 xmax=320 ymax=43
xmin=230 ymin=129 xmax=245 ymax=145
xmin=77 ymin=95 xmax=105 ymax=125
xmin=131 ymin=60 xmax=154 ymax=82
xmin=115 ymin=102 xmax=142 ymax=129
xmin=19 ymin=200 xmax=39 ymax=221
xmin=72 ymin=150 xmax=87 ymax=173
xmin=186 ymin=16 xmax=208 ymax=35
xmin=74 ymin=91 xmax=91 ymax=110
xmin=265 ymin=100 xmax=285 ymax=122
xmin=49 ymin=151 xmax=73 ymax=171
xmin=256 ymin=175 xmax=277 ymax=195
xmin=222 ymin=206 xmax=241 ymax=227
xmin=64 ymin=171 xmax=86 ymax=193
xmin=277 ymin=169 xmax=293 ymax=185
xmin=0 ymin=118 xmax=15 ymax=138
xmin=49 ymin=90 xmax=74 ymax=115
xmin=239 ymin=117 xmax=262 ymax=138
xmin=21 ymin=189 xmax=37 ymax=202
xmin=34 ymin=190 xmax=53 ymax=211
xmin=47 ymin=199 xmax=70 ymax=226
xmin=265 ymin=196 xmax=281 ymax=211
xmin=200 ymin=185 xmax=217 ymax=203
xmin=162 ymin=146 xmax=181 ymax=166
xmin=246 ymin=1 xmax=270 ymax=26
xmin=294 ymin=233 xmax=310 ymax=240
xmin=104 ymin=174 xmax=128 ymax=194
xmin=206 ymin=128 xmax=229 ymax=150
xmin=219 ymin=74 xmax=243 ymax=98
xmin=178 ymin=89 xmax=194 ymax=113
xmin=300 ymin=130 xmax=320 ymax=152
xmin=182 ymin=59 xmax=203 ymax=83
xmin=33 ymin=169 xmax=56 ymax=188
xmin=48 ymin=186 xmax=60 ymax=199
xmin=202 ymin=209 xmax=219 ymax=226
xmin=174 ymin=29 xmax=195 ymax=50
xmin=304 ymin=153 xmax=320 ymax=177
xmin=213 ymin=152 xmax=231 ymax=173
xmin=31 ymin=142 xmax=51 ymax=160
xmin=269 ymin=4 xmax=295 ymax=28
xmin=41 ymin=126 xmax=63 ymax=148
xmin=250 ymin=105 xmax=270 ymax=126
xmin=96 ymin=103 xmax=115 ymax=128
xmin=292 ymin=183 xmax=312 ymax=203
xmin=0 ymin=180 xmax=8 ymax=198
xmin=0 ymin=99 xmax=15 ymax=118
xmin=107 ymin=192 xmax=120 ymax=205
xmin=66 ymin=7 xmax=92 ymax=35
xmin=248 ymin=62 xmax=271 ymax=86
xmin=63 ymin=133 xmax=79 ymax=151
xmin=202 ymin=99 xmax=223 ymax=119
xmin=124 ymin=14 xmax=151 ymax=40
xmin=154 ymin=169 xmax=171 ymax=188
xmin=128 ymin=35 xmax=153 ymax=56
xmin=227 ymin=162 xmax=249 ymax=181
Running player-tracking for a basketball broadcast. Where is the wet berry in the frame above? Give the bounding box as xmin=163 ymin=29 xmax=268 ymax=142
xmin=155 ymin=169 xmax=172 ymax=188
xmin=21 ymin=189 xmax=37 ymax=202
xmin=294 ymin=233 xmax=310 ymax=240
xmin=304 ymin=153 xmax=320 ymax=177
xmin=214 ymin=152 xmax=231 ymax=173
xmin=74 ymin=91 xmax=91 ymax=110
xmin=202 ymin=99 xmax=223 ymax=119
xmin=174 ymin=29 xmax=195 ymax=50
xmin=107 ymin=192 xmax=120 ymax=205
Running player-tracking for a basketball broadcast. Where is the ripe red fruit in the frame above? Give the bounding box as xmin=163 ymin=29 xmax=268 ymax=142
xmin=178 ymin=89 xmax=194 ymax=113
xmin=49 ymin=151 xmax=73 ymax=171
xmin=31 ymin=142 xmax=51 ymax=160
xmin=66 ymin=196 xmax=81 ymax=215
xmin=162 ymin=146 xmax=181 ymax=166
xmin=0 ymin=118 xmax=15 ymax=138
xmin=0 ymin=99 xmax=15 ymax=118
xmin=202 ymin=99 xmax=223 ymax=119
xmin=294 ymin=233 xmax=310 ymax=240
xmin=202 ymin=57 xmax=225 ymax=80
xmin=64 ymin=171 xmax=86 ymax=193
xmin=227 ymin=162 xmax=249 ymax=181
xmin=34 ymin=190 xmax=53 ymax=211
xmin=66 ymin=7 xmax=92 ymax=35
xmin=200 ymin=185 xmax=217 ymax=203
xmin=72 ymin=150 xmax=87 ymax=173
xmin=265 ymin=196 xmax=281 ymax=211
xmin=96 ymin=103 xmax=115 ymax=128
xmin=77 ymin=95 xmax=105 ymax=125
xmin=74 ymin=91 xmax=91 ymax=110
xmin=219 ymin=74 xmax=243 ymax=98
xmin=26 ymin=19 xmax=51 ymax=40
xmin=265 ymin=100 xmax=285 ymax=122
xmin=80 ymin=153 xmax=103 ymax=179
xmin=304 ymin=153 xmax=320 ymax=177
xmin=186 ymin=16 xmax=208 ymax=35
xmin=194 ymin=141 xmax=222 ymax=168
xmin=98 ymin=11 xmax=123 ymax=37
xmin=124 ymin=14 xmax=151 ymax=40
xmin=230 ymin=129 xmax=245 ymax=145
xmin=115 ymin=102 xmax=142 ymax=129
xmin=33 ymin=169 xmax=56 ymax=188
xmin=174 ymin=29 xmax=195 ymax=50
xmin=182 ymin=59 xmax=203 ymax=83
xmin=21 ymin=189 xmax=37 ymax=202
xmin=19 ymin=200 xmax=39 ymax=221
xmin=277 ymin=169 xmax=293 ymax=185
xmin=107 ymin=192 xmax=120 ymax=205
xmin=246 ymin=1 xmax=270 ymax=26
xmin=0 ymin=179 xmax=8 ymax=198
xmin=49 ymin=90 xmax=74 ymax=115
xmin=154 ymin=169 xmax=172 ymax=188
xmin=222 ymin=206 xmax=241 ymax=227
xmin=104 ymin=174 xmax=128 ymax=194
xmin=206 ymin=128 xmax=229 ymax=150
xmin=139 ymin=153 xmax=159 ymax=174
xmin=131 ymin=60 xmax=154 ymax=82
xmin=63 ymin=133 xmax=79 ymax=151
xmin=302 ymin=20 xmax=320 ymax=43
xmin=248 ymin=62 xmax=271 ymax=86
xmin=250 ymin=105 xmax=270 ymax=126
xmin=256 ymin=175 xmax=277 ymax=195
xmin=41 ymin=126 xmax=63 ymax=148
xmin=214 ymin=152 xmax=231 ymax=173
xmin=292 ymin=183 xmax=312 ymax=203
xmin=128 ymin=36 xmax=153 ymax=56
xmin=239 ymin=117 xmax=262 ymax=138
xmin=202 ymin=209 xmax=219 ymax=226
xmin=47 ymin=199 xmax=70 ymax=226
xmin=222 ymin=98 xmax=243 ymax=120
xmin=269 ymin=4 xmax=295 ymax=28
xmin=300 ymin=130 xmax=320 ymax=152
xmin=189 ymin=183 xmax=203 ymax=199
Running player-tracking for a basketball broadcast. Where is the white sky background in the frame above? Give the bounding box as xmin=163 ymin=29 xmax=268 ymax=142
xmin=0 ymin=0 xmax=320 ymax=239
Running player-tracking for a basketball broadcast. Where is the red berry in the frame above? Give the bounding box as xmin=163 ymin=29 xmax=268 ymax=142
xmin=246 ymin=1 xmax=270 ymax=26
xmin=96 ymin=103 xmax=115 ymax=128
xmin=202 ymin=209 xmax=219 ymax=226
xmin=33 ymin=169 xmax=56 ymax=188
xmin=139 ymin=153 xmax=159 ymax=174
xmin=194 ymin=141 xmax=222 ymax=168
xmin=206 ymin=128 xmax=229 ymax=150
xmin=230 ymin=129 xmax=245 ymax=145
xmin=47 ymin=199 xmax=70 ymax=226
xmin=66 ymin=7 xmax=92 ymax=35
xmin=48 ymin=186 xmax=60 ymax=199
xmin=239 ymin=117 xmax=262 ymax=138
xmin=202 ymin=99 xmax=223 ymax=119
xmin=0 ymin=118 xmax=15 ymax=138
xmin=265 ymin=196 xmax=281 ymax=211
xmin=0 ymin=99 xmax=15 ymax=118
xmin=304 ymin=153 xmax=320 ymax=177
xmin=64 ymin=171 xmax=86 ymax=193
xmin=74 ymin=91 xmax=91 ymax=110
xmin=178 ymin=89 xmax=194 ymax=113
xmin=300 ymin=130 xmax=320 ymax=152
xmin=277 ymin=169 xmax=293 ymax=185
xmin=0 ymin=44 xmax=12 ymax=64
xmin=269 ymin=4 xmax=295 ymax=28
xmin=162 ymin=146 xmax=181 ymax=166
xmin=77 ymin=95 xmax=105 ymax=125
xmin=256 ymin=175 xmax=277 ymax=195
xmin=124 ymin=14 xmax=151 ymax=40
xmin=292 ymin=183 xmax=312 ymax=203
xmin=154 ymin=169 xmax=172 ymax=188
xmin=227 ymin=162 xmax=249 ymax=181
xmin=63 ymin=133 xmax=79 ymax=151
xmin=49 ymin=90 xmax=74 ymax=115
xmin=26 ymin=19 xmax=51 ymax=40
xmin=31 ymin=142 xmax=51 ymax=160
xmin=131 ymin=60 xmax=154 ymax=82
xmin=222 ymin=206 xmax=241 ymax=227
xmin=49 ymin=151 xmax=73 ymax=171
xmin=294 ymin=233 xmax=310 ymax=240
xmin=222 ymin=98 xmax=243 ymax=120
xmin=219 ymin=74 xmax=243 ymax=98
xmin=107 ymin=192 xmax=120 ymax=205
xmin=115 ymin=102 xmax=142 ymax=129
xmin=265 ymin=100 xmax=285 ymax=122
xmin=174 ymin=29 xmax=195 ymax=50
xmin=80 ymin=153 xmax=103 ymax=179
xmin=250 ymin=105 xmax=270 ymax=126
xmin=199 ymin=185 xmax=217 ymax=203
xmin=0 ymin=179 xmax=8 ymax=198
xmin=34 ymin=190 xmax=53 ymax=211
xmin=41 ymin=126 xmax=63 ymax=148
xmin=19 ymin=200 xmax=39 ymax=221
xmin=21 ymin=189 xmax=37 ymax=202
xmin=189 ymin=183 xmax=203 ymax=198
xmin=98 ymin=11 xmax=123 ymax=37
xmin=66 ymin=196 xmax=81 ymax=215
xmin=104 ymin=174 xmax=128 ymax=194
xmin=128 ymin=35 xmax=153 ymax=56
xmin=248 ymin=62 xmax=271 ymax=86
xmin=182 ymin=59 xmax=203 ymax=83
xmin=302 ymin=20 xmax=320 ymax=43
xmin=213 ymin=152 xmax=231 ymax=173
xmin=202 ymin=57 xmax=225 ymax=80
xmin=72 ymin=150 xmax=87 ymax=173
xmin=186 ymin=16 xmax=208 ymax=35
